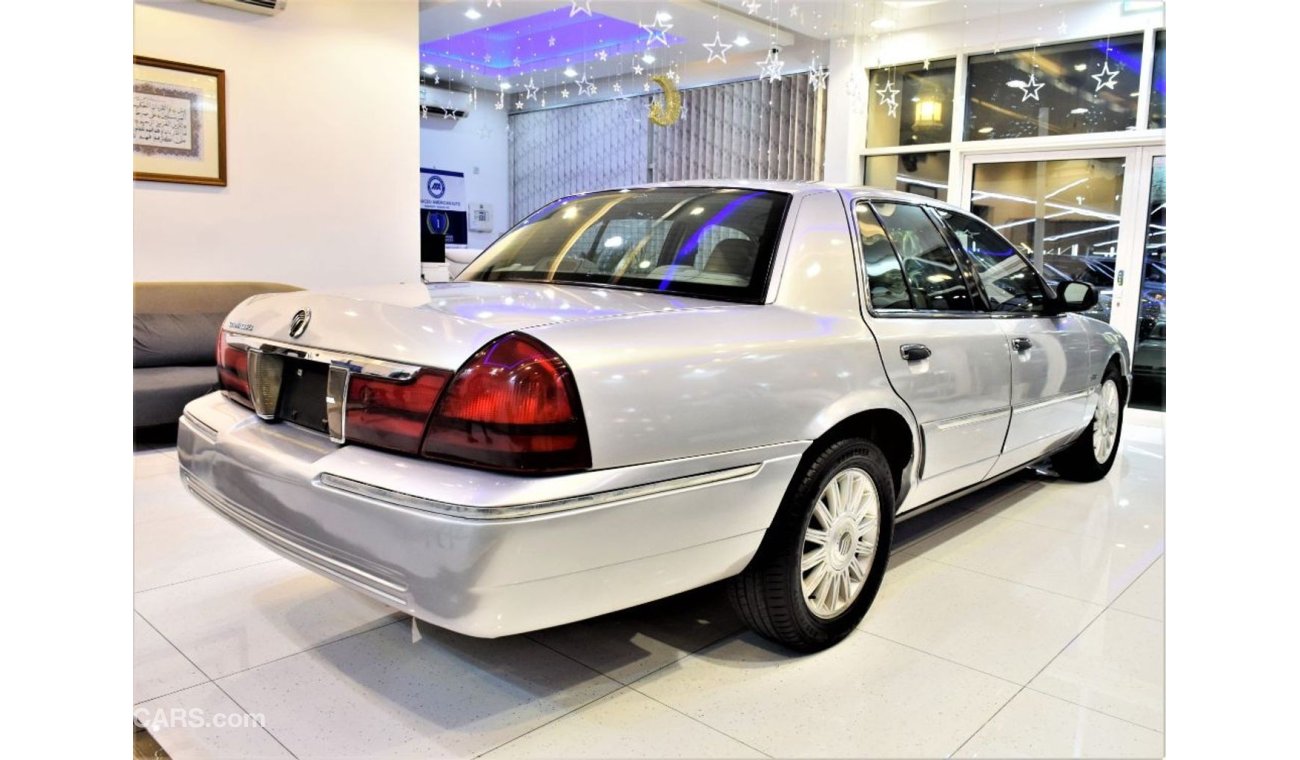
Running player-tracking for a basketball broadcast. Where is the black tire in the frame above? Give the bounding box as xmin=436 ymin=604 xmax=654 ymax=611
xmin=1052 ymin=366 xmax=1126 ymax=482
xmin=727 ymin=438 xmax=896 ymax=652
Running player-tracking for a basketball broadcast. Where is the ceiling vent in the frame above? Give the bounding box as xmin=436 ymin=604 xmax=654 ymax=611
xmin=198 ymin=0 xmax=287 ymax=15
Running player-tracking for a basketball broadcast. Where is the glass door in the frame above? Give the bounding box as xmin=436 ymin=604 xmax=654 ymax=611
xmin=1129 ymin=150 xmax=1166 ymax=410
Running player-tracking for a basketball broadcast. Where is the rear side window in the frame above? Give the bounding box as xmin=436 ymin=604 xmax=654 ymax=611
xmin=871 ymin=202 xmax=976 ymax=311
xmin=854 ymin=202 xmax=912 ymax=310
xmin=935 ymin=209 xmax=1048 ymax=313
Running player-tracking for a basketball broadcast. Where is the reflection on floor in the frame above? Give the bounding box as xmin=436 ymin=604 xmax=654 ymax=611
xmin=134 ymin=409 xmax=1165 ymax=759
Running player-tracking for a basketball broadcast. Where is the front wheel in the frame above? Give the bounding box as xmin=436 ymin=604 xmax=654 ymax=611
xmin=727 ymin=438 xmax=895 ymax=652
xmin=1052 ymin=369 xmax=1125 ymax=481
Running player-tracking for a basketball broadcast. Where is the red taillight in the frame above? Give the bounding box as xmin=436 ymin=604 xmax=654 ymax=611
xmin=345 ymin=370 xmax=450 ymax=454
xmin=216 ymin=332 xmax=252 ymax=406
xmin=421 ymin=333 xmax=591 ymax=473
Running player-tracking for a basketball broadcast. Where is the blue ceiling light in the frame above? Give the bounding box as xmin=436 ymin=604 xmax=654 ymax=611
xmin=420 ymin=6 xmax=685 ymax=77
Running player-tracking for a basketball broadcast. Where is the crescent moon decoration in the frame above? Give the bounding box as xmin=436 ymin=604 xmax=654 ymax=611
xmin=648 ymin=75 xmax=682 ymax=127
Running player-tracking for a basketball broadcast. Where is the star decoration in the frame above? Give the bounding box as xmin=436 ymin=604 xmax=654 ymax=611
xmin=576 ymin=73 xmax=591 ymax=92
xmin=612 ymin=81 xmax=623 ymax=94
xmin=494 ymin=94 xmax=504 ymax=110
xmin=703 ymin=31 xmax=732 ymax=63
xmin=523 ymin=77 xmax=538 ymax=100
xmin=744 ymin=0 xmax=761 ymax=15
xmin=632 ymin=63 xmax=644 ymax=75
xmin=641 ymin=16 xmax=672 ymax=48
xmin=548 ymin=36 xmax=557 ymax=47
xmin=875 ymin=79 xmax=900 ymax=112
xmin=1013 ymin=73 xmax=1045 ymax=101
xmin=1057 ymin=21 xmax=1068 ymax=35
xmin=789 ymin=4 xmax=799 ymax=17
xmin=514 ymin=97 xmax=525 ymax=110
xmin=570 ymin=0 xmax=591 ymax=17
xmin=420 ymin=104 xmax=427 ymax=120
xmin=597 ymin=50 xmax=608 ymax=61
xmin=540 ymin=97 xmax=547 ymax=107
xmin=483 ymin=54 xmax=492 ymax=63
xmin=560 ymin=87 xmax=571 ymax=98
xmin=756 ymin=49 xmax=784 ymax=82
xmin=809 ymin=60 xmax=829 ymax=91
xmin=1092 ymin=61 xmax=1119 ymax=91
xmin=587 ymin=82 xmax=598 ymax=95
xmin=512 ymin=57 xmax=522 ymax=68
xmin=442 ymin=106 xmax=456 ymax=120
xmin=643 ymin=80 xmax=652 ymax=92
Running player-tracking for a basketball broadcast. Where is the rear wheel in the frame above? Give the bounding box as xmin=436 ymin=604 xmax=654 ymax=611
xmin=728 ymin=438 xmax=895 ymax=652
xmin=1052 ymin=368 xmax=1125 ymax=481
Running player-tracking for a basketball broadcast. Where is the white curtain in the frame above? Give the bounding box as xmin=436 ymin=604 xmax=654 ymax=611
xmin=509 ymin=74 xmax=826 ymax=223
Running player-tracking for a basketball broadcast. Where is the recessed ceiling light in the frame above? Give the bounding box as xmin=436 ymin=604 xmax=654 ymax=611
xmin=464 ymin=8 xmax=481 ymax=20
xmin=978 ymin=126 xmax=994 ymax=134
xmin=422 ymin=65 xmax=437 ymax=76
xmin=656 ymin=11 xmax=672 ymax=22
xmin=642 ymin=53 xmax=656 ymax=64
xmin=733 ymin=34 xmax=750 ymax=47
xmin=564 ymin=66 xmax=578 ymax=77
xmin=870 ymin=18 xmax=896 ymax=30
xmin=1006 ymin=79 xmax=1026 ymax=88
xmin=1070 ymin=107 xmax=1088 ymax=114
xmin=1074 ymin=63 xmax=1088 ymax=72
xmin=500 ymin=82 xmax=511 ymax=91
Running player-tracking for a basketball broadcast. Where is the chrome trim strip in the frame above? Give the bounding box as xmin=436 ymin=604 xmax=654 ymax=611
xmin=933 ymin=407 xmax=1008 ymax=431
xmin=318 ymin=463 xmax=765 ymax=521
xmin=182 ymin=410 xmax=218 ymax=439
xmin=1013 ymin=389 xmax=1091 ymax=414
xmin=224 ymin=333 xmax=423 ymax=380
xmin=183 ymin=472 xmax=409 ymax=603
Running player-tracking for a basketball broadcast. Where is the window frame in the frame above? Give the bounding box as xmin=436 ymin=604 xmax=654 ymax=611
xmin=927 ymin=206 xmax=1058 ymax=318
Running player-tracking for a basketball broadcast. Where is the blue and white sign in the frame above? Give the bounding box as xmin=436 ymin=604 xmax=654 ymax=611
xmin=420 ymin=168 xmax=468 ymax=248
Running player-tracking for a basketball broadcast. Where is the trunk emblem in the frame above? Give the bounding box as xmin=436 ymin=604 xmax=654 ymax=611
xmin=289 ymin=308 xmax=312 ymax=338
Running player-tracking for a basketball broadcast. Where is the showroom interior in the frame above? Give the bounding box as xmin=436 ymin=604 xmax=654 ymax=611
xmin=126 ymin=0 xmax=1172 ymax=758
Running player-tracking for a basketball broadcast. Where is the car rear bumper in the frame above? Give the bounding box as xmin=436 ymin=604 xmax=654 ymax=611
xmin=178 ymin=392 xmax=805 ymax=637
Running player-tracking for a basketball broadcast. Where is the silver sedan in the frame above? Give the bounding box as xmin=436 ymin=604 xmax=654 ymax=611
xmin=179 ymin=181 xmax=1130 ymax=652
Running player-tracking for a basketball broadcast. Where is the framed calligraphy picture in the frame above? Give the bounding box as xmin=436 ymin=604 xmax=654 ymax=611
xmin=133 ymin=56 xmax=226 ymax=186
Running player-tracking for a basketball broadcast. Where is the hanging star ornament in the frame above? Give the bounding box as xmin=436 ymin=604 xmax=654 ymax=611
xmin=570 ymin=0 xmax=591 ymax=17
xmin=494 ymin=93 xmax=505 ymax=110
xmin=514 ymin=97 xmax=525 ymax=110
xmin=744 ymin=0 xmax=761 ymax=15
xmin=597 ymin=49 xmax=608 ymax=61
xmin=548 ymin=36 xmax=556 ymax=47
xmin=1092 ymin=61 xmax=1119 ymax=91
xmin=612 ymin=81 xmax=623 ymax=94
xmin=875 ymin=79 xmax=900 ymax=107
xmin=560 ymin=87 xmax=570 ymax=98
xmin=756 ymin=49 xmax=784 ymax=82
xmin=523 ymin=77 xmax=538 ymax=100
xmin=512 ymin=57 xmax=522 ymax=68
xmin=632 ymin=63 xmax=644 ymax=75
xmin=1014 ymin=73 xmax=1046 ymax=101
xmin=809 ymin=60 xmax=829 ymax=92
xmin=641 ymin=16 xmax=672 ymax=48
xmin=703 ymin=32 xmax=732 ymax=63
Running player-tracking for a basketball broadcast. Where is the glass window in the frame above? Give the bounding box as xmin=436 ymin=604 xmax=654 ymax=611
xmin=935 ymin=209 xmax=1048 ymax=314
xmin=1132 ymin=155 xmax=1166 ymax=410
xmin=854 ymin=202 xmax=911 ymax=310
xmin=871 ymin=202 xmax=975 ymax=311
xmin=969 ymin=157 xmax=1125 ymax=322
xmin=965 ymin=35 xmax=1144 ymax=141
xmin=461 ymin=187 xmax=789 ymax=304
xmin=1149 ymin=30 xmax=1166 ymax=128
xmin=863 ymin=152 xmax=950 ymax=198
xmin=867 ymin=59 xmax=956 ymax=148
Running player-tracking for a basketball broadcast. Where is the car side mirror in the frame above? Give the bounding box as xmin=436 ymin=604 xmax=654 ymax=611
xmin=1052 ymin=280 xmax=1098 ymax=314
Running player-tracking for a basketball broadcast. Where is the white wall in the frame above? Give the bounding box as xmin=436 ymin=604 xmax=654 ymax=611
xmin=419 ymin=94 xmax=509 ymax=250
xmin=133 ymin=0 xmax=418 ymax=288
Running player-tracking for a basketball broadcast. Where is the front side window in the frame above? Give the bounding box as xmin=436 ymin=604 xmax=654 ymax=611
xmin=936 ymin=209 xmax=1049 ymax=313
xmin=871 ymin=202 xmax=976 ymax=311
xmin=461 ymin=188 xmax=790 ymax=303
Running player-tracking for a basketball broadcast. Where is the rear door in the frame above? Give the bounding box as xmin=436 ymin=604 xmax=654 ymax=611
xmin=931 ymin=208 xmax=1093 ymax=472
xmin=852 ymin=200 xmax=1012 ymax=511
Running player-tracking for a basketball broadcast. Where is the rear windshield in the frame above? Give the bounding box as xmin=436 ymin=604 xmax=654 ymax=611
xmin=460 ymin=187 xmax=790 ymax=303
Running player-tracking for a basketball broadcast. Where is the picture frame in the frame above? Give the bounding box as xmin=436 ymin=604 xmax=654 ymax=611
xmin=133 ymin=56 xmax=227 ymax=186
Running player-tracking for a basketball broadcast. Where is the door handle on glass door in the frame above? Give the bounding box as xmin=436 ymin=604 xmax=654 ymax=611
xmin=900 ymin=344 xmax=931 ymax=362
xmin=1012 ymin=337 xmax=1033 ymax=352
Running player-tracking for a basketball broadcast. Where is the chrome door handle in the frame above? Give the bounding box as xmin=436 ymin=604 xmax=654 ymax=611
xmin=900 ymin=344 xmax=931 ymax=362
xmin=1011 ymin=337 xmax=1033 ymax=352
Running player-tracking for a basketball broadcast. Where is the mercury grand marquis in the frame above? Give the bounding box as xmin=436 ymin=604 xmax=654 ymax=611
xmin=179 ymin=181 xmax=1130 ymax=652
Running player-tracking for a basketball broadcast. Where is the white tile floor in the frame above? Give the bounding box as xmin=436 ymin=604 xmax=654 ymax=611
xmin=133 ymin=409 xmax=1164 ymax=759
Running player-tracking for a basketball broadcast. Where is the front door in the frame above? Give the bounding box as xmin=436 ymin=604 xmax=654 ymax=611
xmin=851 ymin=198 xmax=1012 ymax=511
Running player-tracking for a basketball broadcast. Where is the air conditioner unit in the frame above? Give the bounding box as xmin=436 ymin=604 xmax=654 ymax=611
xmin=198 ymin=0 xmax=287 ymax=15
xmin=420 ymin=86 xmax=475 ymax=119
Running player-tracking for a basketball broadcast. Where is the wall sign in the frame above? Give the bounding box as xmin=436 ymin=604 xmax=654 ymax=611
xmin=133 ymin=56 xmax=227 ymax=186
xmin=420 ymin=168 xmax=468 ymax=257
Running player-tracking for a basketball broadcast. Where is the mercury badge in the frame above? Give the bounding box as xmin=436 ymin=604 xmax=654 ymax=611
xmin=289 ymin=308 xmax=312 ymax=339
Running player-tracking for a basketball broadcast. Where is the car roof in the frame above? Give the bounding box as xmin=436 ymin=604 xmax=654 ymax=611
xmin=602 ymin=179 xmax=964 ymax=213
